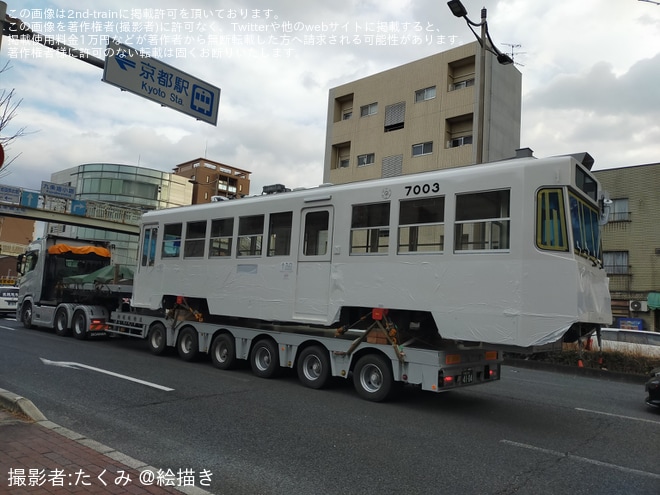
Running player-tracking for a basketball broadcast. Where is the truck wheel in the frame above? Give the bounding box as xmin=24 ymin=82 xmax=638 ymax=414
xmin=177 ymin=326 xmax=198 ymax=361
xmin=250 ymin=339 xmax=280 ymax=378
xmin=353 ymin=354 xmax=394 ymax=402
xmin=72 ymin=311 xmax=88 ymax=340
xmin=54 ymin=307 xmax=70 ymax=337
xmin=296 ymin=345 xmax=331 ymax=389
xmin=147 ymin=323 xmax=167 ymax=355
xmin=210 ymin=334 xmax=237 ymax=370
xmin=21 ymin=302 xmax=35 ymax=329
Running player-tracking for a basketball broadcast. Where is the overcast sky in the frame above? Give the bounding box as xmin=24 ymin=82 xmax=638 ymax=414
xmin=1 ymin=0 xmax=660 ymax=195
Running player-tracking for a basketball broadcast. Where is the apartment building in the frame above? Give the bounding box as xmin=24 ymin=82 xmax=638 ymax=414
xmin=323 ymin=41 xmax=522 ymax=185
xmin=173 ymin=158 xmax=251 ymax=203
xmin=595 ymin=163 xmax=660 ymax=331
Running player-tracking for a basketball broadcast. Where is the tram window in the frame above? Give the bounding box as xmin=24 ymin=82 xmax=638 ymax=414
xmin=398 ymin=196 xmax=445 ymax=253
xmin=162 ymin=223 xmax=182 ymax=258
xmin=184 ymin=220 xmax=206 ymax=258
xmin=536 ymin=189 xmax=568 ymax=252
xmin=350 ymin=202 xmax=390 ymax=254
xmin=141 ymin=226 xmax=158 ymax=266
xmin=268 ymin=211 xmax=293 ymax=256
xmin=569 ymin=193 xmax=601 ymax=260
xmin=455 ymin=190 xmax=510 ymax=251
xmin=209 ymin=218 xmax=234 ymax=257
xmin=303 ymin=211 xmax=329 ymax=256
xmin=238 ymin=215 xmax=264 ymax=257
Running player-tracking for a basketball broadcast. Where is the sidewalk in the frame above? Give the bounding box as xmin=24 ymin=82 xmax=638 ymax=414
xmin=0 ymin=389 xmax=213 ymax=495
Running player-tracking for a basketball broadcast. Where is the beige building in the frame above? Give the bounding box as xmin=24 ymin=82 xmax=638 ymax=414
xmin=0 ymin=216 xmax=35 ymax=282
xmin=595 ymin=163 xmax=660 ymax=331
xmin=173 ymin=158 xmax=251 ymax=203
xmin=323 ymin=41 xmax=522 ymax=185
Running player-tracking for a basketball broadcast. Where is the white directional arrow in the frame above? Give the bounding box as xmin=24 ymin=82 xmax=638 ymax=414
xmin=40 ymin=358 xmax=174 ymax=392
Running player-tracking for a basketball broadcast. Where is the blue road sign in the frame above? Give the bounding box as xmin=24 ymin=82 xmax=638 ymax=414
xmin=41 ymin=181 xmax=76 ymax=200
xmin=71 ymin=200 xmax=87 ymax=216
xmin=0 ymin=185 xmax=20 ymax=203
xmin=20 ymin=191 xmax=39 ymax=208
xmin=103 ymin=39 xmax=220 ymax=126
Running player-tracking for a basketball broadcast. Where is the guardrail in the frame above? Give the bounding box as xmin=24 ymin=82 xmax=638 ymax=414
xmin=85 ymin=201 xmax=143 ymax=225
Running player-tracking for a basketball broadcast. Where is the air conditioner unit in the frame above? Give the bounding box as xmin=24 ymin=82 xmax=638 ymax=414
xmin=629 ymin=300 xmax=648 ymax=312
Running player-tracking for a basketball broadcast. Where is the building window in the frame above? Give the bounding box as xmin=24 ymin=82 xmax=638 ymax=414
xmin=333 ymin=143 xmax=351 ymax=169
xmin=360 ymin=102 xmax=378 ymax=117
xmin=209 ymin=218 xmax=234 ymax=257
xmin=451 ymin=79 xmax=475 ymax=91
xmin=609 ymin=198 xmax=630 ymax=222
xmin=398 ymin=196 xmax=445 ymax=253
xmin=603 ymin=251 xmax=629 ymax=274
xmin=343 ymin=110 xmax=352 ymax=120
xmin=446 ymin=114 xmax=473 ymax=149
xmin=267 ymin=211 xmax=293 ymax=256
xmin=350 ymin=202 xmax=390 ymax=254
xmin=237 ymin=215 xmax=264 ymax=257
xmin=384 ymin=102 xmax=405 ymax=132
xmin=455 ymin=190 xmax=510 ymax=252
xmin=449 ymin=135 xmax=473 ymax=148
xmin=412 ymin=142 xmax=433 ymax=157
xmin=183 ymin=221 xmax=206 ymax=258
xmin=357 ymin=153 xmax=375 ymax=167
xmin=415 ymin=86 xmax=436 ymax=102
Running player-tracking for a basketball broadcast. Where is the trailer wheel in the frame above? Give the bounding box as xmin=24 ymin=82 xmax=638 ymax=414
xmin=353 ymin=354 xmax=394 ymax=402
xmin=210 ymin=334 xmax=237 ymax=370
xmin=72 ymin=311 xmax=88 ymax=340
xmin=147 ymin=323 xmax=167 ymax=355
xmin=21 ymin=302 xmax=34 ymax=329
xmin=296 ymin=345 xmax=331 ymax=389
xmin=250 ymin=339 xmax=280 ymax=378
xmin=177 ymin=326 xmax=199 ymax=361
xmin=54 ymin=307 xmax=70 ymax=337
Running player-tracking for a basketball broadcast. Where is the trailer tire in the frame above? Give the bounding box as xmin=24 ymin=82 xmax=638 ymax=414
xmin=54 ymin=307 xmax=70 ymax=337
xmin=250 ymin=339 xmax=280 ymax=378
xmin=147 ymin=323 xmax=167 ymax=355
xmin=177 ymin=326 xmax=199 ymax=361
xmin=210 ymin=334 xmax=237 ymax=370
xmin=353 ymin=354 xmax=394 ymax=402
xmin=72 ymin=311 xmax=88 ymax=340
xmin=296 ymin=345 xmax=331 ymax=389
xmin=21 ymin=302 xmax=35 ymax=330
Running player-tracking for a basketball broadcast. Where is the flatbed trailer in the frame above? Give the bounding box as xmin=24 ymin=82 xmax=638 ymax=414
xmin=107 ymin=307 xmax=501 ymax=401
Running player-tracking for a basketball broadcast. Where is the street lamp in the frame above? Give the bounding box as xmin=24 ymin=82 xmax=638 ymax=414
xmin=447 ymin=0 xmax=513 ymax=164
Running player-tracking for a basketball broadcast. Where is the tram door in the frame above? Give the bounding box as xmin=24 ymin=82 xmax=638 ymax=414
xmin=135 ymin=223 xmax=162 ymax=308
xmin=294 ymin=207 xmax=334 ymax=321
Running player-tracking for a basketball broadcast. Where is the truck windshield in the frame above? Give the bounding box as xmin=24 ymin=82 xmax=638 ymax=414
xmin=569 ymin=192 xmax=601 ymax=263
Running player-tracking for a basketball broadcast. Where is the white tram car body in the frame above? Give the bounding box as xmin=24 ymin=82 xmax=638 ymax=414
xmin=133 ymin=154 xmax=612 ymax=348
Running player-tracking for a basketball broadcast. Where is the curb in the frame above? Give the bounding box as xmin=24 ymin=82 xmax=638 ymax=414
xmin=504 ymin=359 xmax=648 ymax=384
xmin=0 ymin=388 xmax=214 ymax=495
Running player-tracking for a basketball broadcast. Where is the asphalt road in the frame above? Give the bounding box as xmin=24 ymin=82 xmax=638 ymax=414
xmin=1 ymin=315 xmax=659 ymax=495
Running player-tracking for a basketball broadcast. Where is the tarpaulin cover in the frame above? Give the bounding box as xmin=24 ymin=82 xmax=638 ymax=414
xmin=63 ymin=264 xmax=134 ymax=284
xmin=47 ymin=244 xmax=111 ymax=257
xmin=648 ymin=292 xmax=660 ymax=310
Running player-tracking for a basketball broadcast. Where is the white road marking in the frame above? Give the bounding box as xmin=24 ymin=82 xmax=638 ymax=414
xmin=40 ymin=358 xmax=174 ymax=392
xmin=500 ymin=440 xmax=660 ymax=479
xmin=0 ymin=325 xmax=17 ymax=331
xmin=575 ymin=407 xmax=660 ymax=425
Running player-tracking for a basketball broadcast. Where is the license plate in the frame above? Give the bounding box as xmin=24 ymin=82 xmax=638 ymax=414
xmin=462 ymin=369 xmax=473 ymax=384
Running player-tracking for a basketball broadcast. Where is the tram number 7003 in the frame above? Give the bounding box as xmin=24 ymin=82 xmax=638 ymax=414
xmin=404 ymin=182 xmax=441 ymax=196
